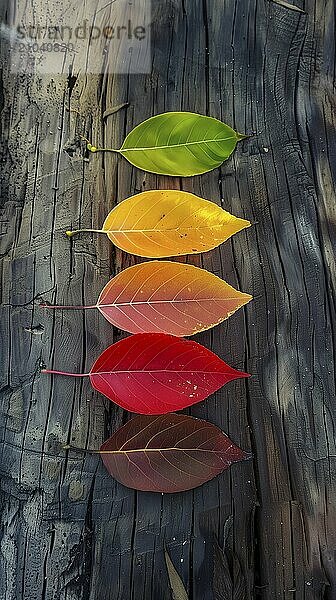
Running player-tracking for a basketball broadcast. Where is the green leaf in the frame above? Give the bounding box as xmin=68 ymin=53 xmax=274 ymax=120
xmin=164 ymin=549 xmax=189 ymax=600
xmin=118 ymin=112 xmax=245 ymax=176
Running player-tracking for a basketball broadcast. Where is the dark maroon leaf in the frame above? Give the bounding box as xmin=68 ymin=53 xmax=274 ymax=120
xmin=100 ymin=414 xmax=250 ymax=493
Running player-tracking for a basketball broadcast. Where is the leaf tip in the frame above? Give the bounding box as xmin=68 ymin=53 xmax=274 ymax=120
xmin=235 ymin=218 xmax=252 ymax=233
xmin=241 ymin=293 xmax=253 ymax=306
xmin=237 ymin=132 xmax=257 ymax=145
xmin=240 ymin=371 xmax=251 ymax=379
xmin=236 ymin=132 xmax=251 ymax=141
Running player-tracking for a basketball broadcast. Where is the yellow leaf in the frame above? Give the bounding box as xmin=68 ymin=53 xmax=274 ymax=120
xmin=67 ymin=190 xmax=250 ymax=258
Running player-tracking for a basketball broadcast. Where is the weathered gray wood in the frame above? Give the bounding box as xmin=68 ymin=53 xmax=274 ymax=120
xmin=1 ymin=0 xmax=335 ymax=598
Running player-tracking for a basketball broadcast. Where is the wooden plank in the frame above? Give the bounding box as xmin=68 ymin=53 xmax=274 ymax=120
xmin=0 ymin=0 xmax=335 ymax=598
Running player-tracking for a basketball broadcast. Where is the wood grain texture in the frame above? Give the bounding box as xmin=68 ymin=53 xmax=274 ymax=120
xmin=0 ymin=0 xmax=335 ymax=599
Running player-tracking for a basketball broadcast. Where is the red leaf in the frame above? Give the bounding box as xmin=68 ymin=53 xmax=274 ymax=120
xmin=100 ymin=413 xmax=250 ymax=493
xmin=89 ymin=333 xmax=248 ymax=413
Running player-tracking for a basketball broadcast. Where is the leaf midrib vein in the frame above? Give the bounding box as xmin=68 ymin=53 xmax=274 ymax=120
xmin=99 ymin=297 xmax=243 ymax=307
xmin=121 ymin=135 xmax=236 ymax=152
xmin=92 ymin=369 xmax=226 ymax=375
xmin=106 ymin=224 xmax=231 ymax=234
xmin=101 ymin=447 xmax=226 ymax=455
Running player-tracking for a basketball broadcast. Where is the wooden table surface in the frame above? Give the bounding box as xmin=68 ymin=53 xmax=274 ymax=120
xmin=0 ymin=0 xmax=335 ymax=598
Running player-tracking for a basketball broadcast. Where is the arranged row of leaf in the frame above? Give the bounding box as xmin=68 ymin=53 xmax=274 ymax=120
xmin=41 ymin=112 xmax=252 ymax=493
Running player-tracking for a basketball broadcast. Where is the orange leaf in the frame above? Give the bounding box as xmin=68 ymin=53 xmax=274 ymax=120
xmin=97 ymin=261 xmax=252 ymax=336
xmin=41 ymin=261 xmax=252 ymax=337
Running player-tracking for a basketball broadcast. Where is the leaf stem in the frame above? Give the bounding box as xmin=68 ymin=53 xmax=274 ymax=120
xmin=40 ymin=303 xmax=97 ymax=310
xmin=66 ymin=229 xmax=105 ymax=238
xmin=92 ymin=147 xmax=120 ymax=154
xmin=63 ymin=444 xmax=100 ymax=455
xmin=42 ymin=369 xmax=90 ymax=377
xmin=80 ymin=136 xmax=120 ymax=154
